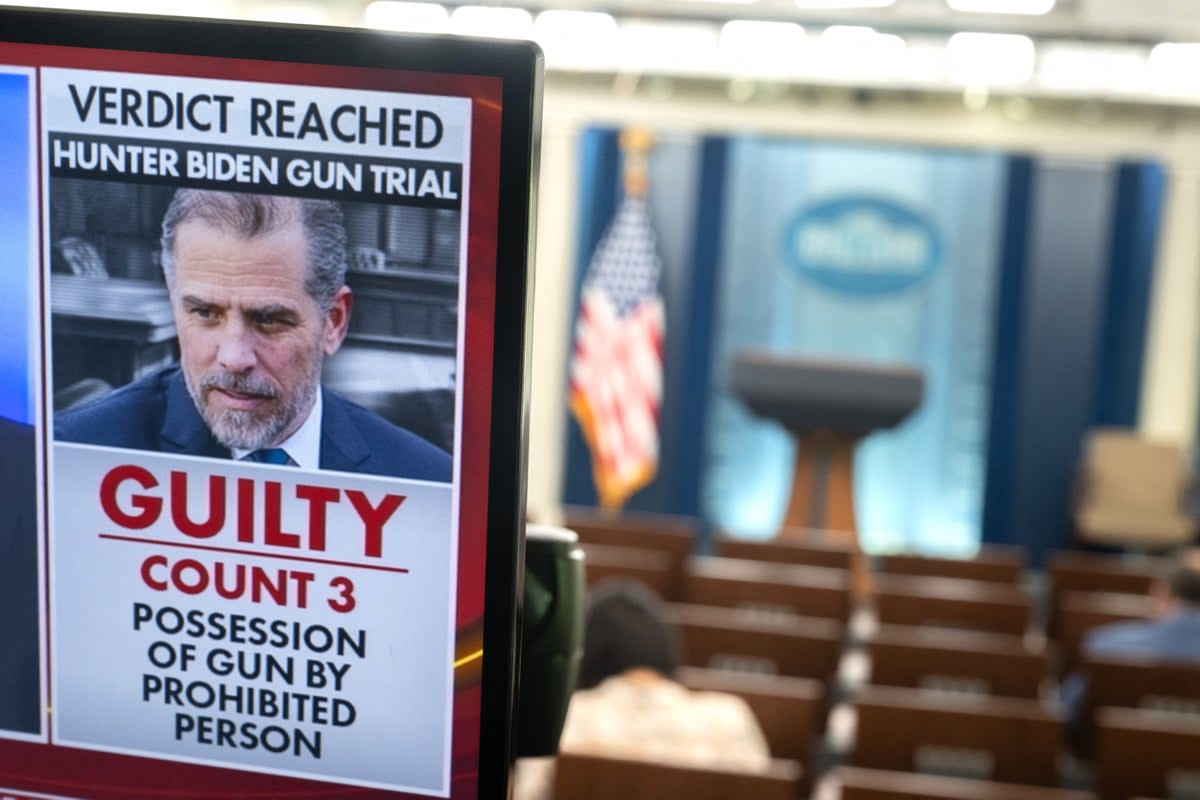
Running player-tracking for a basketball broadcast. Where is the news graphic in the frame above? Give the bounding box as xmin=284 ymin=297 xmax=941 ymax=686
xmin=42 ymin=67 xmax=470 ymax=795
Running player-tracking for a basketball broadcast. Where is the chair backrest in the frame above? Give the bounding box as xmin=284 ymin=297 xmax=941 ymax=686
xmin=1056 ymin=591 xmax=1156 ymax=679
xmin=836 ymin=766 xmax=1094 ymax=800
xmin=1088 ymin=653 xmax=1200 ymax=713
xmin=1083 ymin=429 xmax=1188 ymax=509
xmin=564 ymin=508 xmax=696 ymax=599
xmin=869 ymin=625 xmax=1046 ymax=699
xmin=564 ymin=506 xmax=697 ymax=551
xmin=878 ymin=547 xmax=1024 ymax=585
xmin=714 ymin=534 xmax=854 ymax=573
xmin=683 ymin=556 xmax=852 ymax=622
xmin=1074 ymin=654 xmax=1200 ymax=758
xmin=666 ymin=602 xmax=844 ymax=681
xmin=554 ymin=752 xmax=802 ymax=800
xmin=852 ymin=685 xmax=1062 ymax=786
xmin=1096 ymin=707 xmax=1200 ymax=800
xmin=579 ymin=543 xmax=676 ymax=600
xmin=676 ymin=666 xmax=825 ymax=765
xmin=1046 ymin=551 xmax=1158 ymax=640
xmin=873 ymin=575 xmax=1031 ymax=636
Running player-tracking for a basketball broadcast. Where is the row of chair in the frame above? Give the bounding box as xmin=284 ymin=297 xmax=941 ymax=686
xmin=569 ymin=508 xmax=1162 ymax=670
xmin=555 ymin=759 xmax=1103 ymax=800
xmin=847 ymin=688 xmax=1200 ymax=800
xmin=559 ymin=508 xmax=1195 ymax=799
xmin=557 ymin=648 xmax=1200 ymax=800
xmin=554 ymin=692 xmax=1199 ymax=799
xmin=586 ymin=546 xmax=1155 ymax=687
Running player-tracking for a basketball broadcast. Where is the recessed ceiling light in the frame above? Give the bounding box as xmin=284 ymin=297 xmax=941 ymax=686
xmin=947 ymin=32 xmax=1036 ymax=85
xmin=450 ymin=6 xmax=534 ymax=39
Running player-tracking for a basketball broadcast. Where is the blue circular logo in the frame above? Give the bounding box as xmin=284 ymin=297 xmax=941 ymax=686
xmin=783 ymin=196 xmax=942 ymax=296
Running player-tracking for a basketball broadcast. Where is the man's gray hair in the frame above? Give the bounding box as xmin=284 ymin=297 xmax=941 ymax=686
xmin=160 ymin=190 xmax=348 ymax=311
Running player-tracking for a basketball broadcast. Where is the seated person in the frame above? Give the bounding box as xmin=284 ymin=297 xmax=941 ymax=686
xmin=516 ymin=580 xmax=769 ymax=799
xmin=1060 ymin=547 xmax=1200 ymax=753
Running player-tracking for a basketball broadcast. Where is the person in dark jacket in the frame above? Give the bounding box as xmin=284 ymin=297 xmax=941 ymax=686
xmin=56 ymin=189 xmax=449 ymax=481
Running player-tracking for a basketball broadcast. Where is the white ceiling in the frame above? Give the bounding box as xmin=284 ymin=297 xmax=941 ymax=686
xmin=13 ymin=0 xmax=1200 ymax=102
xmin=483 ymin=0 xmax=1200 ymax=42
xmin=14 ymin=0 xmax=1200 ymax=43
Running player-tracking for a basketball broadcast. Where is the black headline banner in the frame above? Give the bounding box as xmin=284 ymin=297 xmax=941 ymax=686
xmin=49 ymin=132 xmax=463 ymax=209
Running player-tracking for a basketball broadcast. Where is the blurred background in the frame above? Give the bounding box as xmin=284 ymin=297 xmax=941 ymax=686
xmin=16 ymin=0 xmax=1188 ymax=564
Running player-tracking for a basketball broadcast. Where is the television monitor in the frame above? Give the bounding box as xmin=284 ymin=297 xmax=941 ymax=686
xmin=0 ymin=7 xmax=541 ymax=799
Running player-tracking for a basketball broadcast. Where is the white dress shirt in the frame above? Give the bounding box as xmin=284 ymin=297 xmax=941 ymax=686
xmin=233 ymin=389 xmax=323 ymax=469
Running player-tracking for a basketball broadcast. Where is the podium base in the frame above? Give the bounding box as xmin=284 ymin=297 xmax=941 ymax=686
xmin=778 ymin=431 xmax=872 ymax=596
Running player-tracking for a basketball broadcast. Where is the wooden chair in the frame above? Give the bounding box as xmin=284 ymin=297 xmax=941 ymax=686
xmin=1073 ymin=653 xmax=1200 ymax=758
xmin=869 ymin=624 xmax=1046 ymax=699
xmin=564 ymin=506 xmax=697 ymax=552
xmin=1046 ymin=551 xmax=1158 ymax=640
xmin=683 ymin=556 xmax=852 ymax=622
xmin=714 ymin=533 xmax=854 ymax=572
xmin=579 ymin=543 xmax=675 ymax=599
xmin=677 ymin=666 xmax=825 ymax=765
xmin=1074 ymin=429 xmax=1195 ymax=551
xmin=564 ymin=507 xmax=696 ymax=601
xmin=835 ymin=766 xmax=1093 ymax=800
xmin=873 ymin=574 xmax=1032 ymax=636
xmin=878 ymin=547 xmax=1024 ymax=585
xmin=852 ymin=685 xmax=1062 ymax=786
xmin=555 ymin=752 xmax=802 ymax=800
xmin=1056 ymin=590 xmax=1155 ymax=679
xmin=1096 ymin=707 xmax=1200 ymax=800
xmin=666 ymin=602 xmax=844 ymax=682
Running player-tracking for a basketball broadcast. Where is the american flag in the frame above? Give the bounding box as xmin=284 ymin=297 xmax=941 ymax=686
xmin=569 ymin=194 xmax=665 ymax=509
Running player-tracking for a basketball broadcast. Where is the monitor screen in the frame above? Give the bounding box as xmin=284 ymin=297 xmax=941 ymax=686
xmin=0 ymin=8 xmax=540 ymax=799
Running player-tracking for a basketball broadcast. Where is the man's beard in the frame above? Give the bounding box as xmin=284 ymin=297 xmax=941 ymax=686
xmin=183 ymin=361 xmax=319 ymax=452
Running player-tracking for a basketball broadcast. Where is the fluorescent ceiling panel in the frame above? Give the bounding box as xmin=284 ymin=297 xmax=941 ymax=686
xmin=364 ymin=1 xmax=450 ymax=33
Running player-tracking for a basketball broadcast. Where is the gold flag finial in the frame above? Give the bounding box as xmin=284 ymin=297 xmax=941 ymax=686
xmin=620 ymin=127 xmax=654 ymax=199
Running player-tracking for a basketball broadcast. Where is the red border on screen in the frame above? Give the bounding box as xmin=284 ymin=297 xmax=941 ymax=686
xmin=0 ymin=42 xmax=501 ymax=800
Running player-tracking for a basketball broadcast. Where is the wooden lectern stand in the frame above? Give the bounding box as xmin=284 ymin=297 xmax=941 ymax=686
xmin=731 ymin=351 xmax=924 ymax=595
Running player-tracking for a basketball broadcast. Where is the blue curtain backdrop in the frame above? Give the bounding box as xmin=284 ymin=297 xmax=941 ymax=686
xmin=563 ymin=127 xmax=1164 ymax=562
xmin=0 ymin=71 xmax=34 ymax=424
xmin=981 ymin=159 xmax=1165 ymax=565
xmin=704 ymin=138 xmax=1006 ymax=556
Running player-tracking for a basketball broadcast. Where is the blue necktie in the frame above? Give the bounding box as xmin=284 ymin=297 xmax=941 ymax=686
xmin=247 ymin=448 xmax=293 ymax=466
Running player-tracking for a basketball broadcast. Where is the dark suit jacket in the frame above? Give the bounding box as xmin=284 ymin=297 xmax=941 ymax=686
xmin=55 ymin=367 xmax=451 ymax=482
xmin=0 ymin=417 xmax=39 ymax=734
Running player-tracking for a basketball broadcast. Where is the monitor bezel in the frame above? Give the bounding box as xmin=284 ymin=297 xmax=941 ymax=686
xmin=0 ymin=7 xmax=540 ymax=798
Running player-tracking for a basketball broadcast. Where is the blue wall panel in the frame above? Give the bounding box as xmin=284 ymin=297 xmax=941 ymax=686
xmin=1092 ymin=163 xmax=1166 ymax=427
xmin=562 ymin=129 xmax=620 ymax=508
xmin=982 ymin=158 xmax=1034 ymax=549
xmin=702 ymin=138 xmax=1007 ymax=555
xmin=1005 ymin=161 xmax=1117 ymax=563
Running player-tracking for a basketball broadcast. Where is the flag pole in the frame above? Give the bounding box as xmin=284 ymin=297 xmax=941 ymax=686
xmin=619 ymin=127 xmax=654 ymax=199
